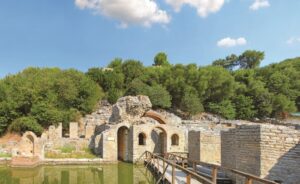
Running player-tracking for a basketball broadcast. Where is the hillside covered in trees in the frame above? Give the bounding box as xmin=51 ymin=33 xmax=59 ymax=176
xmin=0 ymin=51 xmax=299 ymax=135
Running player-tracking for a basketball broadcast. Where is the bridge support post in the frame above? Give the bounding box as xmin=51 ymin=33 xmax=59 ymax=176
xmin=186 ymin=174 xmax=191 ymax=184
xmin=172 ymin=165 xmax=175 ymax=184
xmin=246 ymin=178 xmax=253 ymax=184
xmin=212 ymin=167 xmax=218 ymax=184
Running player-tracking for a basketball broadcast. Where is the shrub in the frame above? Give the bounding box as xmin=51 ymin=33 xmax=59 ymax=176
xmin=60 ymin=144 xmax=76 ymax=153
xmin=207 ymin=100 xmax=236 ymax=120
xmin=8 ymin=117 xmax=43 ymax=136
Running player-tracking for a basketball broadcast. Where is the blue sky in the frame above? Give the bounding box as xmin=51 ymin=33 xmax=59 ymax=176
xmin=0 ymin=0 xmax=299 ymax=78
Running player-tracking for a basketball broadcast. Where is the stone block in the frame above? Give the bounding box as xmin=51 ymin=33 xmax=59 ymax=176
xmin=69 ymin=122 xmax=79 ymax=139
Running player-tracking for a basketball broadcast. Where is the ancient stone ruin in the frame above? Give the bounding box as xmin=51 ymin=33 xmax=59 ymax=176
xmin=1 ymin=95 xmax=299 ymax=183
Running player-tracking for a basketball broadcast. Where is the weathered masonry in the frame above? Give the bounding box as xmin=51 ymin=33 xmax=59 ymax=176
xmin=4 ymin=95 xmax=299 ymax=184
xmin=93 ymin=96 xmax=186 ymax=162
xmin=188 ymin=124 xmax=300 ymax=184
xmin=221 ymin=124 xmax=300 ymax=184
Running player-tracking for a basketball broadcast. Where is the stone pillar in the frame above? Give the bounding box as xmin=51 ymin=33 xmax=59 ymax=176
xmin=85 ymin=125 xmax=95 ymax=139
xmin=69 ymin=122 xmax=79 ymax=139
xmin=56 ymin=123 xmax=62 ymax=138
xmin=188 ymin=131 xmax=201 ymax=161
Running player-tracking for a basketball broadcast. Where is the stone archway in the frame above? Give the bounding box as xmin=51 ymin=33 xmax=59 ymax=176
xmin=151 ymin=127 xmax=167 ymax=155
xmin=143 ymin=110 xmax=167 ymax=124
xmin=117 ymin=126 xmax=130 ymax=161
xmin=26 ymin=134 xmax=35 ymax=156
xmin=19 ymin=131 xmax=38 ymax=157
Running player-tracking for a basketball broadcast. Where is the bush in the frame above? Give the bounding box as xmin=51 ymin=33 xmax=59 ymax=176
xmin=180 ymin=87 xmax=204 ymax=116
xmin=207 ymin=100 xmax=236 ymax=120
xmin=60 ymin=144 xmax=76 ymax=153
xmin=8 ymin=117 xmax=43 ymax=136
xmin=147 ymin=84 xmax=172 ymax=109
xmin=0 ymin=68 xmax=103 ymax=135
xmin=46 ymin=147 xmax=97 ymax=159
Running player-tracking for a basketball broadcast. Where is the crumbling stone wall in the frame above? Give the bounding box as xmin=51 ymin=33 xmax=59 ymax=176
xmin=221 ymin=124 xmax=300 ymax=184
xmin=98 ymin=122 xmax=185 ymax=162
xmin=15 ymin=131 xmax=45 ymax=159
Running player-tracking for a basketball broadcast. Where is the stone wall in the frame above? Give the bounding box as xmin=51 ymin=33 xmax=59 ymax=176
xmin=188 ymin=130 xmax=221 ymax=164
xmin=260 ymin=125 xmax=300 ymax=184
xmin=221 ymin=124 xmax=300 ymax=184
xmin=99 ymin=122 xmax=185 ymax=162
xmin=132 ymin=123 xmax=185 ymax=162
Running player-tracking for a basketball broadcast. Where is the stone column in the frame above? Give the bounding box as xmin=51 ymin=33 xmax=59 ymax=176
xmin=69 ymin=122 xmax=79 ymax=139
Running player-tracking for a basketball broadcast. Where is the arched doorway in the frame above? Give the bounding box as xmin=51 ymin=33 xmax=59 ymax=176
xmin=151 ymin=127 xmax=167 ymax=155
xmin=26 ymin=134 xmax=35 ymax=156
xmin=117 ymin=126 xmax=129 ymax=161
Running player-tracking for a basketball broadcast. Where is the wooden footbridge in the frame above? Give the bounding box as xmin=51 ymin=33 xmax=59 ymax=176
xmin=137 ymin=151 xmax=279 ymax=184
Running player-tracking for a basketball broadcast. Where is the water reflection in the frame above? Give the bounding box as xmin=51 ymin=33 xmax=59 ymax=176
xmin=0 ymin=163 xmax=155 ymax=184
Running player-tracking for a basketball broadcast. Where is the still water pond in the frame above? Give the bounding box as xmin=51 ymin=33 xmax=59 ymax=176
xmin=0 ymin=163 xmax=155 ymax=184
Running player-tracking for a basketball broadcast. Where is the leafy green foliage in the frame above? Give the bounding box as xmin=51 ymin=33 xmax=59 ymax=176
xmin=154 ymin=52 xmax=170 ymax=66
xmin=126 ymin=80 xmax=171 ymax=108
xmin=0 ymin=51 xmax=298 ymax=129
xmin=85 ymin=52 xmax=299 ymax=120
xmin=208 ymin=100 xmax=236 ymax=120
xmin=8 ymin=117 xmax=43 ymax=136
xmin=180 ymin=87 xmax=204 ymax=116
xmin=272 ymin=94 xmax=297 ymax=117
xmin=213 ymin=50 xmax=264 ymax=70
xmin=0 ymin=68 xmax=103 ymax=135
xmin=233 ymin=95 xmax=256 ymax=120
xmin=146 ymin=84 xmax=172 ymax=109
xmin=60 ymin=144 xmax=76 ymax=153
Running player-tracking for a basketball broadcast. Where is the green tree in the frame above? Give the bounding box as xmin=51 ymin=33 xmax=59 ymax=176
xmin=121 ymin=60 xmax=144 ymax=85
xmin=180 ymin=87 xmax=203 ymax=116
xmin=212 ymin=54 xmax=238 ymax=70
xmin=154 ymin=52 xmax=170 ymax=66
xmin=107 ymin=88 xmax=124 ymax=104
xmin=196 ymin=66 xmax=236 ymax=104
xmin=233 ymin=95 xmax=256 ymax=120
xmin=238 ymin=50 xmax=264 ymax=69
xmin=0 ymin=68 xmax=103 ymax=135
xmin=272 ymin=94 xmax=297 ymax=117
xmin=207 ymin=100 xmax=236 ymax=119
xmin=108 ymin=58 xmax=122 ymax=70
xmin=8 ymin=117 xmax=43 ymax=136
xmin=146 ymin=84 xmax=172 ymax=109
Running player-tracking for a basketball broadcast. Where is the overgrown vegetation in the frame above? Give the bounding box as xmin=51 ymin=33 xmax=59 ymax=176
xmin=0 ymin=152 xmax=11 ymax=158
xmin=45 ymin=147 xmax=97 ymax=159
xmin=60 ymin=144 xmax=76 ymax=153
xmin=0 ymin=68 xmax=103 ymax=135
xmin=87 ymin=51 xmax=299 ymax=120
xmin=0 ymin=52 xmax=299 ymax=135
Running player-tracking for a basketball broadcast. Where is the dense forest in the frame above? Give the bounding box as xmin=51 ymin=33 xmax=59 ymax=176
xmin=0 ymin=50 xmax=299 ymax=135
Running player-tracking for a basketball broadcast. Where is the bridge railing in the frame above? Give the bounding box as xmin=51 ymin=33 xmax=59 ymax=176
xmin=142 ymin=151 xmax=214 ymax=184
xmin=164 ymin=152 xmax=279 ymax=184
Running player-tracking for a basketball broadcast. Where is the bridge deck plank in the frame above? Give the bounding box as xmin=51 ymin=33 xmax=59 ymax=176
xmin=151 ymin=159 xmax=202 ymax=184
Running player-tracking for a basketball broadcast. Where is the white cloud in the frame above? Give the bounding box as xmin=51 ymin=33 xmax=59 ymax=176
xmin=217 ymin=37 xmax=247 ymax=48
xmin=165 ymin=0 xmax=225 ymax=17
xmin=250 ymin=0 xmax=270 ymax=10
xmin=75 ymin=0 xmax=171 ymax=27
xmin=286 ymin=37 xmax=300 ymax=45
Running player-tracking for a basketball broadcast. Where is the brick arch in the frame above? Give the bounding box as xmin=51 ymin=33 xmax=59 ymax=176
xmin=143 ymin=110 xmax=167 ymax=124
